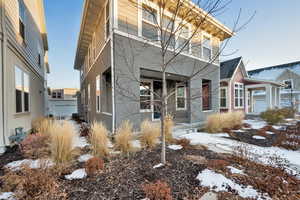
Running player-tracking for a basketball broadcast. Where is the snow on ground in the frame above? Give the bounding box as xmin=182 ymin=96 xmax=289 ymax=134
xmin=0 ymin=192 xmax=15 ymax=200
xmin=272 ymin=125 xmax=285 ymax=130
xmin=5 ymin=159 xmax=54 ymax=171
xmin=233 ymin=130 xmax=245 ymax=133
xmin=197 ymin=169 xmax=271 ymax=200
xmin=243 ymin=120 xmax=267 ymax=130
xmin=266 ymin=131 xmax=275 ymax=135
xmin=131 ymin=140 xmax=142 ymax=149
xmin=178 ymin=132 xmax=300 ymax=176
xmin=78 ymin=154 xmax=93 ymax=162
xmin=153 ymin=163 xmax=164 ymax=169
xmin=70 ymin=121 xmax=90 ymax=149
xmin=227 ymin=166 xmax=246 ymax=175
xmin=65 ymin=169 xmax=87 ymax=180
xmin=168 ymin=144 xmax=183 ymax=150
xmin=252 ymin=135 xmax=266 ymax=140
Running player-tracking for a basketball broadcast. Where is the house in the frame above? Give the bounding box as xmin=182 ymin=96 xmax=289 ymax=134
xmin=0 ymin=0 xmax=49 ymax=151
xmin=74 ymin=0 xmax=234 ymax=131
xmin=220 ymin=57 xmax=283 ymax=114
xmin=49 ymin=88 xmax=78 ymax=119
xmin=248 ymin=61 xmax=300 ymax=113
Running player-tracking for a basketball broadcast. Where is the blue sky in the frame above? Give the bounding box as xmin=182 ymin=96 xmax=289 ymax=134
xmin=44 ymin=0 xmax=300 ymax=89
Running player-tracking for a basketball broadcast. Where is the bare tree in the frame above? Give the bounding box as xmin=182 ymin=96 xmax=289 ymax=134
xmin=114 ymin=0 xmax=254 ymax=164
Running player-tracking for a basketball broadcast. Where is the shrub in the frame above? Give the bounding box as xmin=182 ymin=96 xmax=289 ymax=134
xmin=206 ymin=111 xmax=245 ymax=133
xmin=164 ymin=114 xmax=174 ymax=143
xmin=140 ymin=120 xmax=160 ymax=149
xmin=115 ymin=120 xmax=134 ymax=154
xmin=90 ymin=122 xmax=110 ymax=157
xmin=175 ymin=138 xmax=191 ymax=149
xmin=20 ymin=133 xmax=50 ymax=159
xmin=1 ymin=165 xmax=66 ymax=200
xmin=278 ymin=107 xmax=296 ymax=118
xmin=85 ymin=157 xmax=104 ymax=176
xmin=49 ymin=121 xmax=75 ymax=164
xmin=260 ymin=109 xmax=284 ymax=125
xmin=142 ymin=180 xmax=172 ymax=200
xmin=31 ymin=117 xmax=53 ymax=135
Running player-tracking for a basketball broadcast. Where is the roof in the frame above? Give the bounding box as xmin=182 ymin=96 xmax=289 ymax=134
xmin=248 ymin=61 xmax=300 ymax=81
xmin=220 ymin=57 xmax=242 ymax=79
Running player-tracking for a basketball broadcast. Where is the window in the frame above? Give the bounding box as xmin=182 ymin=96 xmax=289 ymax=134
xmin=177 ymin=26 xmax=190 ymax=54
xmin=18 ymin=0 xmax=26 ymax=40
xmin=96 ymin=75 xmax=101 ymax=112
xmin=37 ymin=43 xmax=42 ymax=67
xmin=142 ymin=5 xmax=158 ymax=41
xmin=161 ymin=15 xmax=176 ymax=49
xmin=176 ymin=84 xmax=186 ymax=110
xmin=202 ymin=79 xmax=211 ymax=111
xmin=283 ymin=79 xmax=293 ymax=90
xmin=202 ymin=35 xmax=211 ymax=60
xmin=52 ymin=92 xmax=57 ymax=99
xmin=105 ymin=1 xmax=110 ymax=39
xmin=57 ymin=92 xmax=62 ymax=99
xmin=220 ymin=87 xmax=227 ymax=108
xmin=15 ymin=66 xmax=30 ymax=113
xmin=87 ymin=84 xmax=91 ymax=109
xmin=234 ymin=83 xmax=244 ymax=108
xmin=140 ymin=81 xmax=152 ymax=111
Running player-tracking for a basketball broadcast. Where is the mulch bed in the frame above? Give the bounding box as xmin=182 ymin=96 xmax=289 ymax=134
xmin=62 ymin=146 xmax=220 ymax=200
xmin=0 ymin=145 xmax=24 ymax=176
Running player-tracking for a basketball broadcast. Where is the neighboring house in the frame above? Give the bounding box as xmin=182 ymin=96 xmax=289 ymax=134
xmin=248 ymin=61 xmax=300 ymax=113
xmin=0 ymin=0 xmax=49 ymax=151
xmin=49 ymin=88 xmax=78 ymax=119
xmin=220 ymin=57 xmax=283 ymax=114
xmin=74 ymin=0 xmax=234 ymax=131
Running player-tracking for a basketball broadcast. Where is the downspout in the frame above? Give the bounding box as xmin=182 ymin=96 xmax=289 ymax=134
xmin=1 ymin=0 xmax=7 ymax=146
xmin=110 ymin=0 xmax=116 ymax=133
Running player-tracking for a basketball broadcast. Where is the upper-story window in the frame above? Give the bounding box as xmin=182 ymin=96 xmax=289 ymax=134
xmin=283 ymin=79 xmax=293 ymax=90
xmin=142 ymin=5 xmax=158 ymax=41
xmin=202 ymin=35 xmax=212 ymax=61
xmin=161 ymin=15 xmax=176 ymax=49
xmin=18 ymin=0 xmax=26 ymax=40
xmin=37 ymin=43 xmax=42 ymax=67
xmin=177 ymin=25 xmax=190 ymax=54
xmin=52 ymin=92 xmax=56 ymax=98
xmin=57 ymin=92 xmax=62 ymax=99
xmin=15 ymin=66 xmax=30 ymax=113
xmin=105 ymin=1 xmax=110 ymax=39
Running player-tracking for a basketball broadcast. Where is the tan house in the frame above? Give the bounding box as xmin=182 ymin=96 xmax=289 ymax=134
xmin=74 ymin=0 xmax=233 ymax=131
xmin=0 ymin=0 xmax=49 ymax=151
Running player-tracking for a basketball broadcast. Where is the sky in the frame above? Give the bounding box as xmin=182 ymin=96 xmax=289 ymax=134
xmin=44 ymin=0 xmax=300 ymax=89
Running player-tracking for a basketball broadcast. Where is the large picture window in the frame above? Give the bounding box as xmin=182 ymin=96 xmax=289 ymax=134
xmin=220 ymin=87 xmax=227 ymax=108
xmin=202 ymin=79 xmax=211 ymax=111
xmin=234 ymin=83 xmax=244 ymax=108
xmin=18 ymin=0 xmax=26 ymax=40
xmin=176 ymin=84 xmax=186 ymax=110
xmin=142 ymin=5 xmax=158 ymax=41
xmin=202 ymin=35 xmax=211 ymax=61
xmin=96 ymin=75 xmax=101 ymax=113
xmin=15 ymin=66 xmax=30 ymax=113
xmin=140 ymin=81 xmax=152 ymax=111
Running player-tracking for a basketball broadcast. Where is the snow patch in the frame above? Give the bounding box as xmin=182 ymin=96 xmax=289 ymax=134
xmin=131 ymin=140 xmax=142 ymax=149
xmin=227 ymin=166 xmax=246 ymax=175
xmin=243 ymin=120 xmax=267 ymax=130
xmin=168 ymin=144 xmax=183 ymax=150
xmin=65 ymin=169 xmax=87 ymax=180
xmin=273 ymin=125 xmax=285 ymax=130
xmin=266 ymin=131 xmax=275 ymax=135
xmin=0 ymin=192 xmax=15 ymax=200
xmin=253 ymin=135 xmax=266 ymax=140
xmin=73 ymin=136 xmax=89 ymax=148
xmin=197 ymin=169 xmax=271 ymax=200
xmin=78 ymin=154 xmax=93 ymax=162
xmin=5 ymin=159 xmax=54 ymax=171
xmin=153 ymin=163 xmax=164 ymax=169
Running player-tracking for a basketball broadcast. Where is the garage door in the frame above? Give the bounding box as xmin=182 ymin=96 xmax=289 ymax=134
xmin=254 ymin=99 xmax=267 ymax=113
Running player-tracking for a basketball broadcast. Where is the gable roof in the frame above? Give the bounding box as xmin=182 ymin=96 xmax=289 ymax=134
xmin=220 ymin=57 xmax=242 ymax=79
xmin=248 ymin=61 xmax=300 ymax=81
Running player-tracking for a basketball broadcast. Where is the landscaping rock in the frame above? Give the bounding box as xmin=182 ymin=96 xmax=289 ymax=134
xmin=200 ymin=192 xmax=218 ymax=200
xmin=185 ymin=155 xmax=207 ymax=165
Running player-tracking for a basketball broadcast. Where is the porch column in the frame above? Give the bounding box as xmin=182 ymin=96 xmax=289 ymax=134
xmin=278 ymin=87 xmax=281 ymax=108
xmin=266 ymin=85 xmax=273 ymax=109
xmin=245 ymin=88 xmax=249 ymax=114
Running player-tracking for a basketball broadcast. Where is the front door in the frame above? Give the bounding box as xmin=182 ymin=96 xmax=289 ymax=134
xmin=153 ymin=80 xmax=162 ymax=120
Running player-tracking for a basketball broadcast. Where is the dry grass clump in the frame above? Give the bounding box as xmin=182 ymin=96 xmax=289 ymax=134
xmin=175 ymin=138 xmax=191 ymax=149
xmin=140 ymin=120 xmax=160 ymax=149
xmin=1 ymin=164 xmax=66 ymax=200
xmin=49 ymin=121 xmax=75 ymax=164
xmin=164 ymin=114 xmax=174 ymax=143
xmin=20 ymin=133 xmax=50 ymax=159
xmin=85 ymin=157 xmax=104 ymax=176
xmin=115 ymin=120 xmax=134 ymax=154
xmin=142 ymin=180 xmax=172 ymax=200
xmin=90 ymin=122 xmax=110 ymax=157
xmin=205 ymin=111 xmax=245 ymax=133
xmin=31 ymin=117 xmax=53 ymax=135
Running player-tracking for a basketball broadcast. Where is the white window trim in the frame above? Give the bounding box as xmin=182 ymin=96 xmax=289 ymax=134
xmin=220 ymin=86 xmax=228 ymax=109
xmin=282 ymin=79 xmax=293 ymax=90
xmin=234 ymin=82 xmax=244 ymax=109
xmin=175 ymin=83 xmax=187 ymax=111
xmin=104 ymin=0 xmax=110 ymax=41
xmin=202 ymin=32 xmax=212 ymax=61
xmin=96 ymin=75 xmax=101 ymax=113
xmin=15 ymin=66 xmax=30 ymax=114
xmin=140 ymin=79 xmax=153 ymax=113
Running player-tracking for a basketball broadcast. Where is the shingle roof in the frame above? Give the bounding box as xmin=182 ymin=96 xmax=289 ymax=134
xmin=248 ymin=61 xmax=300 ymax=81
xmin=220 ymin=57 xmax=242 ymax=79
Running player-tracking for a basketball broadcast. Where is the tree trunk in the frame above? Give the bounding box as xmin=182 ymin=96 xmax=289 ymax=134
xmin=161 ymin=70 xmax=167 ymax=164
